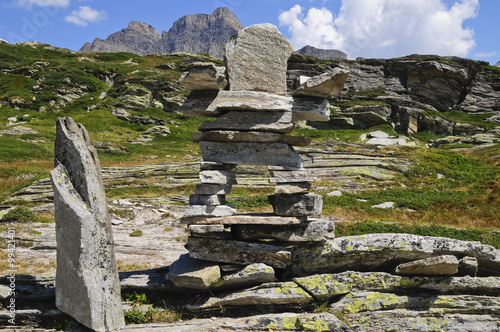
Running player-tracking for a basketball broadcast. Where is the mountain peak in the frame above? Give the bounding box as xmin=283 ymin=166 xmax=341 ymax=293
xmin=79 ymin=8 xmax=243 ymax=58
xmin=495 ymin=61 xmax=500 ymax=67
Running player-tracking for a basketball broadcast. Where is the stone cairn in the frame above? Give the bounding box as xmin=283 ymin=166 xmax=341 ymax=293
xmin=167 ymin=23 xmax=348 ymax=288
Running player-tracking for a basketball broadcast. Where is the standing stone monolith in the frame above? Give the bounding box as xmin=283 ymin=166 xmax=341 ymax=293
xmin=50 ymin=117 xmax=124 ymax=332
xmin=224 ymin=23 xmax=293 ymax=95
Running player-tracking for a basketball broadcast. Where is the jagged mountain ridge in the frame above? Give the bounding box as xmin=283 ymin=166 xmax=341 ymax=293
xmin=495 ymin=60 xmax=500 ymax=67
xmin=79 ymin=8 xmax=243 ymax=59
xmin=79 ymin=21 xmax=161 ymax=56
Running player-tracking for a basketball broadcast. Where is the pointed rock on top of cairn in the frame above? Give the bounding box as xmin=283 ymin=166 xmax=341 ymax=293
xmin=224 ymin=23 xmax=293 ymax=95
xmin=50 ymin=117 xmax=124 ymax=332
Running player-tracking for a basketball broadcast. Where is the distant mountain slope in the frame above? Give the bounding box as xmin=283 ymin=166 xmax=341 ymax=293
xmin=495 ymin=61 xmax=500 ymax=67
xmin=80 ymin=21 xmax=161 ymax=56
xmin=79 ymin=8 xmax=243 ymax=59
xmin=155 ymin=7 xmax=243 ymax=59
xmin=298 ymin=45 xmax=347 ymax=60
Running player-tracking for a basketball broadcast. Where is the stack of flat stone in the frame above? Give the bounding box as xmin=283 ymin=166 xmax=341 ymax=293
xmin=168 ymin=23 xmax=348 ymax=289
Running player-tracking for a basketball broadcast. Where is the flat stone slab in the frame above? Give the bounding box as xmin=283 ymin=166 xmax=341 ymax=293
xmin=189 ymin=194 xmax=226 ymax=206
xmin=270 ymin=193 xmax=323 ymax=217
xmin=294 ymin=271 xmax=500 ymax=302
xmin=293 ymin=68 xmax=349 ymax=98
xmin=199 ymin=111 xmax=294 ymax=134
xmin=206 ymin=90 xmax=293 ymax=112
xmin=166 ymin=254 xmax=221 ymax=290
xmin=180 ymin=213 xmax=305 ymax=225
xmin=189 ymin=224 xmax=232 ymax=239
xmin=185 ymin=281 xmax=312 ymax=311
xmin=183 ymin=205 xmax=236 ymax=218
xmin=200 ymin=141 xmax=304 ymax=168
xmin=194 ymin=183 xmax=233 ymax=195
xmin=220 ymin=263 xmax=276 ymax=289
xmin=275 ymin=182 xmax=312 ymax=194
xmin=232 ymin=219 xmax=335 ymax=243
xmin=290 ymin=234 xmax=500 ymax=276
xmin=395 ymin=255 xmax=459 ymax=276
xmin=225 ymin=23 xmax=293 ymax=95
xmin=199 ymin=170 xmax=237 ymax=185
xmin=193 ymin=130 xmax=311 ymax=147
xmin=269 ymin=169 xmax=317 ymax=183
xmin=188 ymin=237 xmax=292 ymax=269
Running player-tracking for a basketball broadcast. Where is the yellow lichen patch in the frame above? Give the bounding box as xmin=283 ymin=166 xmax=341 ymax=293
xmin=299 ymin=318 xmax=330 ymax=331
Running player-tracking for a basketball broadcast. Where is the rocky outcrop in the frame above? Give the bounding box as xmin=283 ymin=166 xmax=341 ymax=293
xmin=80 ymin=21 xmax=161 ymax=56
xmin=287 ymin=54 xmax=500 ymax=137
xmin=298 ymin=45 xmax=348 ymax=60
xmin=156 ymin=7 xmax=243 ymax=59
xmin=495 ymin=60 xmax=500 ymax=67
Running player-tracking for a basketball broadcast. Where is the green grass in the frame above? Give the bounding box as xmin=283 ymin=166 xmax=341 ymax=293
xmin=422 ymin=109 xmax=498 ymax=130
xmin=292 ymin=124 xmax=397 ymax=143
xmin=0 ymin=136 xmax=52 ymax=161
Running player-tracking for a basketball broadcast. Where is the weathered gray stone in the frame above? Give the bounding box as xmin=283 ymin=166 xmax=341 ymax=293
xmin=200 ymin=141 xmax=304 ymax=168
xmin=166 ymin=254 xmax=221 ymax=290
xmin=50 ymin=117 xmax=124 ymax=332
xmin=291 ymin=98 xmax=331 ymax=122
xmin=179 ymin=62 xmax=227 ymax=91
xmin=199 ymin=170 xmax=237 ymax=185
xmin=189 ymin=224 xmax=232 ymax=239
xmin=188 ymin=237 xmax=292 ymax=269
xmin=206 ymin=90 xmax=293 ymax=112
xmin=199 ymin=111 xmax=294 ymax=134
xmin=220 ymin=263 xmax=276 ymax=289
xmin=371 ymin=201 xmax=396 ymax=209
xmin=269 ymin=169 xmax=316 ymax=183
xmin=294 ymin=271 xmax=500 ymax=302
xmin=193 ymin=130 xmax=311 ymax=147
xmin=275 ymin=182 xmax=312 ymax=194
xmin=395 ymin=255 xmax=459 ymax=276
xmin=199 ymin=161 xmax=237 ymax=171
xmin=270 ymin=193 xmax=323 ymax=217
xmin=293 ymin=68 xmax=349 ymax=98
xmin=458 ymin=256 xmax=479 ymax=276
xmin=291 ymin=234 xmax=500 ymax=276
xmin=183 ymin=205 xmax=236 ymax=218
xmin=185 ymin=281 xmax=312 ymax=311
xmin=233 ymin=219 xmax=335 ymax=242
xmin=194 ymin=183 xmax=233 ymax=195
xmin=224 ymin=23 xmax=293 ymax=95
xmin=181 ymin=213 xmax=305 ymax=225
xmin=189 ymin=194 xmax=226 ymax=206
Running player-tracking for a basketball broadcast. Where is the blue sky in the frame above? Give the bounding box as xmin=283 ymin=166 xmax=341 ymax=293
xmin=0 ymin=0 xmax=498 ymax=64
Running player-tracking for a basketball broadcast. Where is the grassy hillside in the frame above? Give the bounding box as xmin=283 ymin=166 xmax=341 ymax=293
xmin=0 ymin=42 xmax=499 ymax=246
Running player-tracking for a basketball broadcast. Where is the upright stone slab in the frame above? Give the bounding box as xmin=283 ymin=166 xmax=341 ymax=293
xmin=50 ymin=117 xmax=124 ymax=332
xmin=224 ymin=23 xmax=293 ymax=95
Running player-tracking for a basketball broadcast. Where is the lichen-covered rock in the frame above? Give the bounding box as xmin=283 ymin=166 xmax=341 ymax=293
xmin=290 ymin=234 xmax=500 ymax=276
xmin=219 ymin=263 xmax=276 ymax=289
xmin=293 ymin=271 xmax=500 ymax=302
xmin=185 ymin=281 xmax=313 ymax=311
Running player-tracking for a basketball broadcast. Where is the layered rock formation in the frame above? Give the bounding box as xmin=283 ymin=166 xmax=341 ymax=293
xmin=288 ymin=54 xmax=500 ymax=137
xmin=298 ymin=45 xmax=348 ymax=60
xmin=80 ymin=8 xmax=243 ymax=58
xmin=80 ymin=21 xmax=161 ymax=56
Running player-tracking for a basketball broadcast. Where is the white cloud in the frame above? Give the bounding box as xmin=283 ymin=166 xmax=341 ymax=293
xmin=474 ymin=52 xmax=496 ymax=58
xmin=279 ymin=0 xmax=479 ymax=59
xmin=14 ymin=0 xmax=69 ymax=8
xmin=65 ymin=5 xmax=106 ymax=27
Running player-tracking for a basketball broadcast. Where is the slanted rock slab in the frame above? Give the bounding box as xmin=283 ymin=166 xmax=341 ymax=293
xmin=293 ymin=68 xmax=349 ymax=98
xmin=395 ymin=255 xmax=459 ymax=276
xmin=166 ymin=254 xmax=221 ymax=290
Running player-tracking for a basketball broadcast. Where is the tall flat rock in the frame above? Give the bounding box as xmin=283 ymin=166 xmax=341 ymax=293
xmin=50 ymin=117 xmax=124 ymax=332
xmin=156 ymin=7 xmax=243 ymax=59
xmin=79 ymin=21 xmax=161 ymax=56
xmin=224 ymin=23 xmax=293 ymax=95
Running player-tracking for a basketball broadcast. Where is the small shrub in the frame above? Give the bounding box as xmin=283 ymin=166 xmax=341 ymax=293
xmin=2 ymin=207 xmax=35 ymax=222
xmin=129 ymin=230 xmax=143 ymax=237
